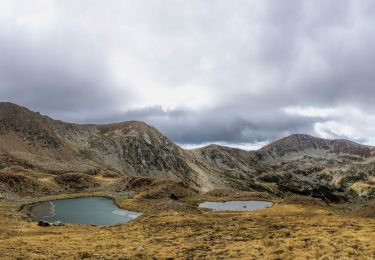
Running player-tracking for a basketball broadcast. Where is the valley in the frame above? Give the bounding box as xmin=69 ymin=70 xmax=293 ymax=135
xmin=0 ymin=102 xmax=375 ymax=259
xmin=1 ymin=188 xmax=375 ymax=259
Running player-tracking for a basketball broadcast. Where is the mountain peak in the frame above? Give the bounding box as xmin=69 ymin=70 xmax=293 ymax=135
xmin=99 ymin=120 xmax=151 ymax=131
xmin=260 ymin=133 xmax=372 ymax=158
xmin=0 ymin=102 xmax=31 ymax=115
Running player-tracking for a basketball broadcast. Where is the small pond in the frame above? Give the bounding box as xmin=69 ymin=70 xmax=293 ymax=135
xmin=199 ymin=200 xmax=272 ymax=211
xmin=30 ymin=197 xmax=142 ymax=226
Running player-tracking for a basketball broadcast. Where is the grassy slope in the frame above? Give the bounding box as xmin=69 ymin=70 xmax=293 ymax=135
xmin=0 ymin=196 xmax=375 ymax=259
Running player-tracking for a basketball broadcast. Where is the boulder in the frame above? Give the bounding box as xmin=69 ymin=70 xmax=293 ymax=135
xmin=52 ymin=221 xmax=64 ymax=226
xmin=170 ymin=193 xmax=178 ymax=200
xmin=38 ymin=220 xmax=51 ymax=227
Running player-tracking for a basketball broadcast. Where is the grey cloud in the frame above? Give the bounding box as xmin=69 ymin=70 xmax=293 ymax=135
xmin=113 ymin=105 xmax=322 ymax=144
xmin=0 ymin=22 xmax=129 ymax=121
xmin=1 ymin=0 xmax=375 ymax=146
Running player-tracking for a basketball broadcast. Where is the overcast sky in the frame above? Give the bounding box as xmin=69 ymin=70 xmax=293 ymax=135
xmin=1 ymin=0 xmax=375 ymax=149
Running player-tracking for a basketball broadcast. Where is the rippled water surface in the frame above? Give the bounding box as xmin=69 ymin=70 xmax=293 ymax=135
xmin=31 ymin=197 xmax=142 ymax=226
xmin=199 ymin=200 xmax=272 ymax=211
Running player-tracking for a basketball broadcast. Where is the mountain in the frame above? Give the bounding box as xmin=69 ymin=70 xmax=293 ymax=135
xmin=260 ymin=134 xmax=373 ymax=159
xmin=0 ymin=102 xmax=203 ymax=189
xmin=1 ymin=102 xmax=375 ymax=201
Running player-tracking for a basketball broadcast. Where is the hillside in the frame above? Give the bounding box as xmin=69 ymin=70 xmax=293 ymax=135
xmin=0 ymin=103 xmax=218 ymax=192
xmin=1 ymin=102 xmax=375 ymax=201
xmin=260 ymin=134 xmax=373 ymax=159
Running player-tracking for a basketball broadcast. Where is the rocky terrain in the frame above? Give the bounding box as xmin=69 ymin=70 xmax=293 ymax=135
xmin=1 ymin=102 xmax=375 ymax=202
xmin=1 ymin=102 xmax=375 ymax=259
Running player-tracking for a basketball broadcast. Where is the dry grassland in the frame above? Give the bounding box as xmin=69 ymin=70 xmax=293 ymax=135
xmin=0 ymin=194 xmax=374 ymax=259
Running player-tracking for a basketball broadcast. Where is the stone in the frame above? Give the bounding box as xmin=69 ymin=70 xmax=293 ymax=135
xmin=170 ymin=193 xmax=178 ymax=200
xmin=38 ymin=220 xmax=50 ymax=227
xmin=52 ymin=221 xmax=64 ymax=226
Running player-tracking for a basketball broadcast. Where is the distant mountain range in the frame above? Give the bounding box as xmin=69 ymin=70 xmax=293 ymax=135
xmin=1 ymin=102 xmax=375 ymax=201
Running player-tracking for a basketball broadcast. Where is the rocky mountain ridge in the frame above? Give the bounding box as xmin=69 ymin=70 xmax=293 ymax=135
xmin=261 ymin=133 xmax=373 ymax=159
xmin=1 ymin=102 xmax=375 ymax=201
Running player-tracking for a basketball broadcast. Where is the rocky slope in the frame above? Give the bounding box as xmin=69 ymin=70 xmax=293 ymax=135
xmin=260 ymin=133 xmax=373 ymax=160
xmin=1 ymin=102 xmax=375 ymax=201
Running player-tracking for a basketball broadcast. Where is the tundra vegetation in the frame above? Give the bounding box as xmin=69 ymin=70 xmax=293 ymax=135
xmin=0 ymin=103 xmax=374 ymax=259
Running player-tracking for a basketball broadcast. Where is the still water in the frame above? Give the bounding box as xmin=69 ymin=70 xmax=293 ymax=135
xmin=199 ymin=200 xmax=272 ymax=211
xmin=31 ymin=197 xmax=142 ymax=226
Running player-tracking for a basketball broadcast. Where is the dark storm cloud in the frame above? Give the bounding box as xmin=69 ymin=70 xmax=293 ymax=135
xmin=0 ymin=20 xmax=128 ymax=121
xmin=2 ymin=0 xmax=375 ymax=147
xmin=115 ymin=105 xmax=321 ymax=144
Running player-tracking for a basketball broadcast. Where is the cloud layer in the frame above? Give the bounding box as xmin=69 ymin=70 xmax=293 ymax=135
xmin=1 ymin=0 xmax=375 ymax=148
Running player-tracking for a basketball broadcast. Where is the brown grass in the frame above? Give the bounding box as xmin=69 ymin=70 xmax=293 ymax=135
xmin=1 ymin=195 xmax=375 ymax=259
xmin=54 ymin=173 xmax=99 ymax=191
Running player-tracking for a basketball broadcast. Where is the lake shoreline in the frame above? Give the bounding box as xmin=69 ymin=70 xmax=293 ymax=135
xmin=29 ymin=196 xmax=143 ymax=226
